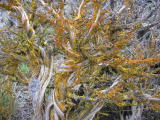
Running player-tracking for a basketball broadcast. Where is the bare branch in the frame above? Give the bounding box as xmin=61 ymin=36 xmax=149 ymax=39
xmin=13 ymin=6 xmax=35 ymax=37
xmin=143 ymin=94 xmax=160 ymax=102
xmin=45 ymin=90 xmax=64 ymax=120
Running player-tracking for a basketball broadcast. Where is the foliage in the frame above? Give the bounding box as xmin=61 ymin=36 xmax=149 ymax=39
xmin=0 ymin=74 xmax=14 ymax=119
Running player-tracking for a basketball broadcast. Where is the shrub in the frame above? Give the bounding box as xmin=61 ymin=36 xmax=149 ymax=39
xmin=0 ymin=0 xmax=160 ymax=120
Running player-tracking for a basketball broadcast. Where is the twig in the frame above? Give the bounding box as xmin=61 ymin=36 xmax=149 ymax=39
xmin=83 ymin=8 xmax=101 ymax=44
xmin=81 ymin=102 xmax=104 ymax=120
xmin=101 ymin=75 xmax=122 ymax=94
xmin=77 ymin=0 xmax=85 ymax=19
